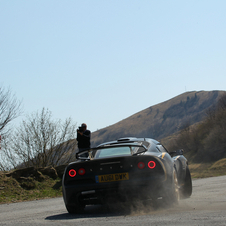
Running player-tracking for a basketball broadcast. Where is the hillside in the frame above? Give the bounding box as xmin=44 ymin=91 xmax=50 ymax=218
xmin=167 ymin=92 xmax=226 ymax=163
xmin=91 ymin=90 xmax=226 ymax=147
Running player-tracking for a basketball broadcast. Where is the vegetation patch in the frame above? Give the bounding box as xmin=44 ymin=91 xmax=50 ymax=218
xmin=209 ymin=158 xmax=226 ymax=172
xmin=0 ymin=167 xmax=64 ymax=204
xmin=189 ymin=159 xmax=226 ymax=178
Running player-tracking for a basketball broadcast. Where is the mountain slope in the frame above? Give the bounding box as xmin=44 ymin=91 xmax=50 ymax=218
xmin=91 ymin=90 xmax=226 ymax=147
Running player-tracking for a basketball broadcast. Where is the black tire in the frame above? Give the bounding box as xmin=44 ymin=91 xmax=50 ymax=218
xmin=163 ymin=168 xmax=180 ymax=207
xmin=181 ymin=166 xmax=192 ymax=199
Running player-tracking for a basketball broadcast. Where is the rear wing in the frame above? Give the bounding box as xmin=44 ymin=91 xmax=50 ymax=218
xmin=76 ymin=143 xmax=148 ymax=160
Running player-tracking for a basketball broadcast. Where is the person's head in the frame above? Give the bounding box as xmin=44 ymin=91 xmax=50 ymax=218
xmin=81 ymin=123 xmax=87 ymax=131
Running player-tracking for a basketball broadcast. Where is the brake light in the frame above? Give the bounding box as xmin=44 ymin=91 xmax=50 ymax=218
xmin=69 ymin=169 xmax=76 ymax=177
xmin=78 ymin=168 xmax=86 ymax=176
xmin=148 ymin=161 xmax=156 ymax=169
xmin=138 ymin=162 xmax=145 ymax=169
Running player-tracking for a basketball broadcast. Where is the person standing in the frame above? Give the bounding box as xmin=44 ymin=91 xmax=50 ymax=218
xmin=76 ymin=123 xmax=91 ymax=153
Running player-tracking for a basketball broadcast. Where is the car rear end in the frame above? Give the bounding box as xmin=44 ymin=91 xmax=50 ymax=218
xmin=63 ymin=154 xmax=167 ymax=209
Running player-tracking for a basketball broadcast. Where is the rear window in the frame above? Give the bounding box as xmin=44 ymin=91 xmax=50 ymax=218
xmin=94 ymin=145 xmax=146 ymax=159
xmin=96 ymin=147 xmax=131 ymax=158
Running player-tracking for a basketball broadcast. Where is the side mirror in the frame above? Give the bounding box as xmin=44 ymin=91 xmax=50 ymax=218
xmin=169 ymin=149 xmax=184 ymax=157
xmin=176 ymin=149 xmax=184 ymax=155
xmin=76 ymin=152 xmax=89 ymax=160
xmin=76 ymin=149 xmax=93 ymax=160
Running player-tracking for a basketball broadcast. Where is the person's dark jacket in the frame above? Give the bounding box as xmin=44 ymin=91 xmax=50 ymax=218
xmin=77 ymin=130 xmax=91 ymax=149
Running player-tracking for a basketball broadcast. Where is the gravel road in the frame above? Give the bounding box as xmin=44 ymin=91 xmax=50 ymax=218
xmin=1 ymin=175 xmax=226 ymax=226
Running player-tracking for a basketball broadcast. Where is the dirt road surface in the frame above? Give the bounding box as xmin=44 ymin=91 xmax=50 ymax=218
xmin=0 ymin=175 xmax=226 ymax=226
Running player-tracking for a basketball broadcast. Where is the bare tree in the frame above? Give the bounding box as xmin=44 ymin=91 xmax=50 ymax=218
xmin=1 ymin=108 xmax=77 ymax=169
xmin=0 ymin=134 xmax=18 ymax=170
xmin=0 ymin=86 xmax=22 ymax=137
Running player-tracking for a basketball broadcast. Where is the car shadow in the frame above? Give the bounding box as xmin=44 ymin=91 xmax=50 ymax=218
xmin=45 ymin=204 xmax=132 ymax=220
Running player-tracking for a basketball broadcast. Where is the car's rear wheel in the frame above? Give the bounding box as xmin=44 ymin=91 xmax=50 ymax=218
xmin=180 ymin=166 xmax=192 ymax=199
xmin=163 ymin=168 xmax=180 ymax=206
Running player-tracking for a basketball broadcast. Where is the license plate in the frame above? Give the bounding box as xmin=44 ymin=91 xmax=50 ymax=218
xmin=95 ymin=172 xmax=129 ymax=183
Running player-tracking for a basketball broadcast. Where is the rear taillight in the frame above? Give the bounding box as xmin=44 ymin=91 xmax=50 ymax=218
xmin=148 ymin=161 xmax=156 ymax=169
xmin=69 ymin=169 xmax=76 ymax=177
xmin=78 ymin=168 xmax=86 ymax=176
xmin=137 ymin=161 xmax=156 ymax=169
xmin=138 ymin=162 xmax=145 ymax=169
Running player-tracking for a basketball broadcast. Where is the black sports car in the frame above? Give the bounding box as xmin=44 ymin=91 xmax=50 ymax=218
xmin=62 ymin=137 xmax=192 ymax=213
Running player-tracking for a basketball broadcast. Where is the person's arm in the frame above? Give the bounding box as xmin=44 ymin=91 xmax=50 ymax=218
xmin=83 ymin=130 xmax=90 ymax=138
xmin=76 ymin=131 xmax=82 ymax=141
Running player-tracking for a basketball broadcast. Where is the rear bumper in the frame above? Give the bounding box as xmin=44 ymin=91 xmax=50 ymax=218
xmin=63 ymin=175 xmax=168 ymax=207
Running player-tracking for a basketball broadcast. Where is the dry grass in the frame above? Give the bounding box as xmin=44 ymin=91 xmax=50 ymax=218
xmin=0 ymin=172 xmax=62 ymax=204
xmin=189 ymin=159 xmax=226 ymax=178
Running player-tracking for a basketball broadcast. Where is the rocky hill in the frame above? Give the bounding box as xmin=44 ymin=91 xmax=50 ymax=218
xmin=91 ymin=90 xmax=226 ymax=147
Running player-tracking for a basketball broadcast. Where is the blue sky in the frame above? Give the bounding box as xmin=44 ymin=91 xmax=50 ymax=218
xmin=1 ymin=0 xmax=226 ymax=132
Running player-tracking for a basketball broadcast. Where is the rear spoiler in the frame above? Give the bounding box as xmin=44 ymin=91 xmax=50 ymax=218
xmin=76 ymin=143 xmax=148 ymax=160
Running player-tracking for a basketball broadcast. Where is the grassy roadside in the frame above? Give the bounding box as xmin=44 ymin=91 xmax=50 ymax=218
xmin=0 ymin=173 xmax=62 ymax=204
xmin=1 ymin=159 xmax=226 ymax=204
xmin=0 ymin=166 xmax=65 ymax=204
xmin=189 ymin=158 xmax=226 ymax=178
